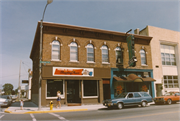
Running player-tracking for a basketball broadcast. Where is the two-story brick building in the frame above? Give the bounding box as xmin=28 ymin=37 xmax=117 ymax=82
xmin=30 ymin=22 xmax=155 ymax=106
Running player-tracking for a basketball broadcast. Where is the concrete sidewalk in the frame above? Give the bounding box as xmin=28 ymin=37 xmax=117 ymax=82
xmin=4 ymin=101 xmax=105 ymax=114
xmin=5 ymin=100 xmax=155 ymax=114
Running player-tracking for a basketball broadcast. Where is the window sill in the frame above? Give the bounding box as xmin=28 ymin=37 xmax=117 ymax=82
xmin=46 ymin=96 xmax=64 ymax=99
xmin=69 ymin=60 xmax=79 ymax=63
xmin=141 ymin=64 xmax=148 ymax=67
xmin=102 ymin=62 xmax=110 ymax=65
xmin=87 ymin=61 xmax=95 ymax=64
xmin=51 ymin=59 xmax=61 ymax=62
xmin=83 ymin=96 xmax=98 ymax=99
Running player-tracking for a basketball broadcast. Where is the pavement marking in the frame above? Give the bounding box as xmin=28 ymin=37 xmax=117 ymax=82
xmin=105 ymin=111 xmax=180 ymax=120
xmin=30 ymin=114 xmax=36 ymax=121
xmin=24 ymin=109 xmax=88 ymax=114
xmin=49 ymin=113 xmax=67 ymax=120
xmin=0 ymin=114 xmax=5 ymax=119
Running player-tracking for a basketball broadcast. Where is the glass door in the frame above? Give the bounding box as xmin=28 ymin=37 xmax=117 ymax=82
xmin=67 ymin=80 xmax=81 ymax=103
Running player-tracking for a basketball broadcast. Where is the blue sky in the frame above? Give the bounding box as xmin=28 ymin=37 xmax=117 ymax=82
xmin=0 ymin=0 xmax=179 ymax=90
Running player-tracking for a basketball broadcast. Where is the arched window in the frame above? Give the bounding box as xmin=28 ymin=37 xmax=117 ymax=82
xmin=51 ymin=40 xmax=60 ymax=60
xmin=101 ymin=45 xmax=109 ymax=63
xmin=87 ymin=44 xmax=94 ymax=62
xmin=140 ymin=49 xmax=146 ymax=65
xmin=70 ymin=42 xmax=78 ymax=61
xmin=115 ymin=47 xmax=122 ymax=64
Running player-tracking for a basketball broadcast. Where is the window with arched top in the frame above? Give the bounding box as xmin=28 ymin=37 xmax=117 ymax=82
xmin=140 ymin=49 xmax=147 ymax=65
xmin=51 ymin=40 xmax=60 ymax=60
xmin=70 ymin=42 xmax=78 ymax=61
xmin=86 ymin=44 xmax=94 ymax=62
xmin=115 ymin=47 xmax=123 ymax=64
xmin=101 ymin=45 xmax=109 ymax=63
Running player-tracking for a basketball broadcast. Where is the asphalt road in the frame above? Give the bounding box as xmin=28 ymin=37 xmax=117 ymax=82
xmin=1 ymin=103 xmax=180 ymax=121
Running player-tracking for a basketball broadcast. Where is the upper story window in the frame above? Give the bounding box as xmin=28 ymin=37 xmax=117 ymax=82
xmin=115 ymin=47 xmax=123 ymax=64
xmin=140 ymin=49 xmax=147 ymax=65
xmin=161 ymin=45 xmax=176 ymax=66
xmin=70 ymin=42 xmax=78 ymax=61
xmin=101 ymin=45 xmax=109 ymax=63
xmin=86 ymin=44 xmax=94 ymax=62
xmin=51 ymin=40 xmax=60 ymax=60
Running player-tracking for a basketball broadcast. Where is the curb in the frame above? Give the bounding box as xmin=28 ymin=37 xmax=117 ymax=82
xmin=4 ymin=108 xmax=88 ymax=114
xmin=4 ymin=107 xmax=11 ymax=113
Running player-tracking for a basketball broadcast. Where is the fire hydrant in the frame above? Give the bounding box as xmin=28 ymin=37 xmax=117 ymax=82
xmin=50 ymin=101 xmax=53 ymax=110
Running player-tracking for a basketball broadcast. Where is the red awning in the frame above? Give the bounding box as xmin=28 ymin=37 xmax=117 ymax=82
xmin=113 ymin=74 xmax=156 ymax=82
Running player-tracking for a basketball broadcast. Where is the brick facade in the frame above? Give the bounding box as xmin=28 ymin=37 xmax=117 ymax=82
xmin=30 ymin=22 xmax=153 ymax=106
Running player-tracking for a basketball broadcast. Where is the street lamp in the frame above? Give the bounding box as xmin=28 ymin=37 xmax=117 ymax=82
xmin=39 ymin=0 xmax=53 ymax=110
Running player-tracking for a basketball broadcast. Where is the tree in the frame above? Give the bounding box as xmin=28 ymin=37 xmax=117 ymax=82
xmin=14 ymin=88 xmax=19 ymax=95
xmin=2 ymin=83 xmax=14 ymax=95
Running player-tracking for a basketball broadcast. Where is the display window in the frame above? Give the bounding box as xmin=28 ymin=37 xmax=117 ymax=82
xmin=46 ymin=80 xmax=64 ymax=99
xmin=83 ymin=80 xmax=98 ymax=98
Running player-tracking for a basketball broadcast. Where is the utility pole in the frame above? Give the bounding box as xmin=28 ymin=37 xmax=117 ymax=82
xmin=39 ymin=0 xmax=53 ymax=110
xmin=18 ymin=60 xmax=21 ymax=101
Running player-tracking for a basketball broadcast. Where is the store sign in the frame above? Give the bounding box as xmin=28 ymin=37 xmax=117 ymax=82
xmin=53 ymin=67 xmax=94 ymax=77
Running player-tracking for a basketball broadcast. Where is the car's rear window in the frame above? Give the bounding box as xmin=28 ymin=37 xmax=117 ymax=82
xmin=140 ymin=92 xmax=150 ymax=97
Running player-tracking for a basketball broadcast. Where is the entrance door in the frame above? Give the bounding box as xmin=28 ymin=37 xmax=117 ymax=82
xmin=103 ymin=80 xmax=111 ymax=100
xmin=67 ymin=80 xmax=81 ymax=103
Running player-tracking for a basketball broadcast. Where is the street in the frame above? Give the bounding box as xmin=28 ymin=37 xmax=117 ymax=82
xmin=0 ymin=103 xmax=180 ymax=121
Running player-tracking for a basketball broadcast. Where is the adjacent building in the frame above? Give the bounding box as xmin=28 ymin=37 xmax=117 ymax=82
xmin=139 ymin=26 xmax=180 ymax=96
xmin=30 ymin=22 xmax=155 ymax=106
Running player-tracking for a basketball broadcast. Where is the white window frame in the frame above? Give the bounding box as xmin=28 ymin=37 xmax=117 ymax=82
xmin=101 ymin=45 xmax=109 ymax=63
xmin=86 ymin=44 xmax=94 ymax=63
xmin=69 ymin=42 xmax=78 ymax=62
xmin=161 ymin=44 xmax=176 ymax=66
xmin=51 ymin=40 xmax=60 ymax=61
xmin=140 ymin=49 xmax=147 ymax=65
xmin=82 ymin=80 xmax=98 ymax=98
xmin=46 ymin=80 xmax=65 ymax=99
xmin=163 ymin=75 xmax=179 ymax=88
xmin=115 ymin=47 xmax=121 ymax=63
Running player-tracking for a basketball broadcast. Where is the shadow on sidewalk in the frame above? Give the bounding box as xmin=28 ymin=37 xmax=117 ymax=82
xmin=11 ymin=100 xmax=37 ymax=107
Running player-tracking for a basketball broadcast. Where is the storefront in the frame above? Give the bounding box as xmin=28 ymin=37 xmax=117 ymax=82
xmin=41 ymin=66 xmax=111 ymax=106
xmin=110 ymin=68 xmax=156 ymax=98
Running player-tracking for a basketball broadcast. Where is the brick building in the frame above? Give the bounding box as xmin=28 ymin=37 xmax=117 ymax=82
xmin=30 ymin=22 xmax=155 ymax=106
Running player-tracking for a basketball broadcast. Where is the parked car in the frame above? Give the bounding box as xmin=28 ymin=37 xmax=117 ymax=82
xmin=154 ymin=92 xmax=180 ymax=105
xmin=103 ymin=92 xmax=153 ymax=109
xmin=11 ymin=95 xmax=17 ymax=101
xmin=0 ymin=95 xmax=12 ymax=107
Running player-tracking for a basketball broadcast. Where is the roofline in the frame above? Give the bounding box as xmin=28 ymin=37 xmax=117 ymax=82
xmin=30 ymin=22 xmax=153 ymax=59
xmin=42 ymin=21 xmax=152 ymax=39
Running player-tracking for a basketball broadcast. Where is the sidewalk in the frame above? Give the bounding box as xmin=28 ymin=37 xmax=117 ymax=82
xmin=4 ymin=100 xmax=105 ymax=114
xmin=5 ymin=100 xmax=155 ymax=114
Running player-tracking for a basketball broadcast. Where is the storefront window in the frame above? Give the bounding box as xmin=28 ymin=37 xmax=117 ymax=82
xmin=83 ymin=80 xmax=97 ymax=97
xmin=47 ymin=80 xmax=63 ymax=97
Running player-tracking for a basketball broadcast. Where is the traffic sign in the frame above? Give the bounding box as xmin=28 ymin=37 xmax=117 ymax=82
xmin=128 ymin=56 xmax=137 ymax=67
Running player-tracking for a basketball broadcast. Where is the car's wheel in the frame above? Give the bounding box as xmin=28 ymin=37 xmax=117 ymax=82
xmin=141 ymin=101 xmax=147 ymax=107
xmin=167 ymin=99 xmax=172 ymax=105
xmin=117 ymin=103 xmax=123 ymax=109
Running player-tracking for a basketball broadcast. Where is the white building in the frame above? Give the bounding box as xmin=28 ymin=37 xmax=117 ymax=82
xmin=21 ymin=69 xmax=32 ymax=99
xmin=138 ymin=26 xmax=180 ymax=96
